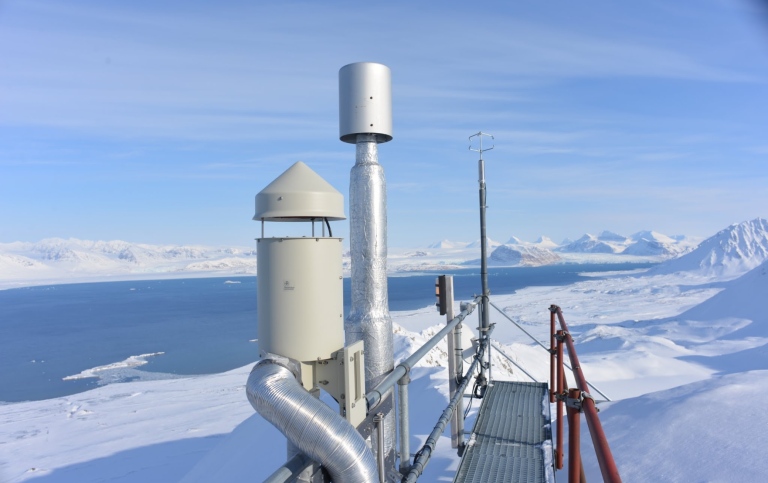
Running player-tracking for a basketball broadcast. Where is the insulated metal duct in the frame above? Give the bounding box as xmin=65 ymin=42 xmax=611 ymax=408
xmin=247 ymin=360 xmax=378 ymax=483
xmin=340 ymin=61 xmax=396 ymax=472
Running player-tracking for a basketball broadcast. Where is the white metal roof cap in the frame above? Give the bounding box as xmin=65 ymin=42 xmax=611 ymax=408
xmin=253 ymin=161 xmax=346 ymax=222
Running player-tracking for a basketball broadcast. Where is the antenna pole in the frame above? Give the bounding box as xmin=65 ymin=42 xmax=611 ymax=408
xmin=469 ymin=131 xmax=494 ymax=382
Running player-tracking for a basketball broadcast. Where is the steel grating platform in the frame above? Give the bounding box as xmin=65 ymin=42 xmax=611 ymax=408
xmin=454 ymin=381 xmax=554 ymax=483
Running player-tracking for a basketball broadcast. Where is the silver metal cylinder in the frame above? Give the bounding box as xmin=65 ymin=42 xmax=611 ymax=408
xmin=374 ymin=413 xmax=386 ymax=483
xmin=346 ymin=133 xmax=396 ymax=468
xmin=339 ymin=62 xmax=393 ymax=144
xmin=398 ymin=376 xmax=411 ymax=474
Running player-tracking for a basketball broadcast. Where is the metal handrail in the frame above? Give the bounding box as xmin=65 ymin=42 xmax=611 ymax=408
xmin=262 ymin=453 xmax=312 ymax=483
xmin=365 ymin=295 xmax=482 ymax=411
xmin=402 ymin=324 xmax=494 ymax=483
xmin=551 ymin=305 xmax=622 ymax=483
xmin=490 ymin=301 xmax=611 ymax=402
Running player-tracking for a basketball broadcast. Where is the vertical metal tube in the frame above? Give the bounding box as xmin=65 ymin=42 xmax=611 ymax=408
xmin=556 ymin=330 xmax=564 ymax=470
xmin=454 ymin=311 xmax=465 ymax=449
xmin=550 ymin=308 xmax=556 ymax=403
xmin=347 ymin=133 xmax=395 ymax=467
xmin=398 ymin=376 xmax=411 ymax=474
xmin=374 ymin=413 xmax=386 ymax=483
xmin=567 ymin=389 xmax=582 ymax=483
xmin=478 ymin=158 xmax=491 ymax=382
xmin=443 ymin=276 xmax=461 ymax=449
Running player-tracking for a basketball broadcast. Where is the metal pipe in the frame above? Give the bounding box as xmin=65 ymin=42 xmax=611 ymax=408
xmin=398 ymin=375 xmax=411 ymax=474
xmin=554 ymin=307 xmax=622 ymax=483
xmin=247 ymin=360 xmax=378 ymax=483
xmin=263 ymin=454 xmax=313 ymax=483
xmin=365 ymin=296 xmax=480 ymax=411
xmin=550 ymin=308 xmax=556 ymax=403
xmin=374 ymin=413 xmax=386 ymax=483
xmin=403 ymin=351 xmax=483 ymax=483
xmin=471 ymin=134 xmax=493 ymax=384
xmin=556 ymin=330 xmax=564 ymax=470
xmin=567 ymin=388 xmax=582 ymax=483
xmin=347 ymin=133 xmax=396 ymax=463
xmin=287 ymin=439 xmax=316 ymax=483
xmin=443 ymin=276 xmax=461 ymax=450
xmin=454 ymin=310 xmax=465 ymax=451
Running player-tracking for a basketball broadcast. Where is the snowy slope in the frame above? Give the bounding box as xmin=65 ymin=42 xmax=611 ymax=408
xmin=488 ymin=244 xmax=561 ymax=267
xmin=653 ymin=218 xmax=768 ymax=277
xmin=426 ymin=240 xmax=469 ymax=249
xmin=623 ymin=230 xmax=693 ymax=257
xmin=597 ymin=230 xmax=629 ymax=243
xmin=557 ymin=233 xmax=620 ymax=253
xmin=533 ymin=236 xmax=559 ymax=249
xmin=581 ymin=370 xmax=768 ymax=482
xmin=0 ymin=238 xmax=258 ymax=289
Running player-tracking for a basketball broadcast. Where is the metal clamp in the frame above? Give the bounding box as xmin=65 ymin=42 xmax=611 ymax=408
xmin=554 ymin=331 xmax=570 ymax=342
xmin=565 ymin=391 xmax=597 ymax=412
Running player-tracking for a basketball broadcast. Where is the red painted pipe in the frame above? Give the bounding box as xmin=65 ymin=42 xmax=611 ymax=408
xmin=567 ymin=388 xmax=582 ymax=483
xmin=555 ymin=307 xmax=622 ymax=483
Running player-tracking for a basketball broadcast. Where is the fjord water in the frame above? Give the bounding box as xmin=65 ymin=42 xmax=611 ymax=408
xmin=0 ymin=263 xmax=652 ymax=402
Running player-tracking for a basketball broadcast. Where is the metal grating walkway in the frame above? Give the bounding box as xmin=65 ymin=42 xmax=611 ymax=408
xmin=454 ymin=381 xmax=554 ymax=483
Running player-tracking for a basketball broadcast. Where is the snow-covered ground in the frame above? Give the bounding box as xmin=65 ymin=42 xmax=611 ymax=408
xmin=2 ymin=218 xmax=768 ymax=482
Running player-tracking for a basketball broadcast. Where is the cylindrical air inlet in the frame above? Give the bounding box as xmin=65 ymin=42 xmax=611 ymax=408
xmin=341 ymin=61 xmax=396 ymax=472
xmin=339 ymin=62 xmax=393 ymax=144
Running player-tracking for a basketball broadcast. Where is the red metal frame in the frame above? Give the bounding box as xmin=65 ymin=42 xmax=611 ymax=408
xmin=567 ymin=388 xmax=582 ymax=483
xmin=550 ymin=305 xmax=622 ymax=483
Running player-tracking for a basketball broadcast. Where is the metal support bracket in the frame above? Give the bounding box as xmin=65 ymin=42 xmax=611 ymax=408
xmin=315 ymin=340 xmax=366 ymax=427
xmin=554 ymin=331 xmax=570 ymax=342
xmin=564 ymin=391 xmax=597 ymax=412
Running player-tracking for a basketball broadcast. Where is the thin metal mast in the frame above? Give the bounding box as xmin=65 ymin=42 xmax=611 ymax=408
xmin=469 ymin=131 xmax=494 ymax=382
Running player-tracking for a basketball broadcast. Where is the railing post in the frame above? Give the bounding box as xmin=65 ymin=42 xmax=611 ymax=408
xmin=442 ymin=276 xmax=465 ymax=452
xmin=556 ymin=330 xmax=565 ymax=470
xmin=555 ymin=307 xmax=622 ymax=483
xmin=549 ymin=305 xmax=557 ymax=403
xmin=567 ymin=388 xmax=582 ymax=483
xmin=398 ymin=374 xmax=411 ymax=475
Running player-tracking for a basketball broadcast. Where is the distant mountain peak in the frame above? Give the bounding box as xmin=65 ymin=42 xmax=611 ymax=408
xmin=534 ymin=236 xmax=559 ymax=248
xmin=427 ymin=240 xmax=469 ymax=249
xmin=654 ymin=218 xmax=768 ymax=277
xmin=598 ymin=231 xmax=628 ymax=242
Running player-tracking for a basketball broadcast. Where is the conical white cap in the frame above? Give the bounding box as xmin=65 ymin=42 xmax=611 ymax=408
xmin=253 ymin=161 xmax=346 ymax=221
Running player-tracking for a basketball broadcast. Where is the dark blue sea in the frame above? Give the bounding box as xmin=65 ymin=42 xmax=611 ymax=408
xmin=0 ymin=264 xmax=652 ymax=402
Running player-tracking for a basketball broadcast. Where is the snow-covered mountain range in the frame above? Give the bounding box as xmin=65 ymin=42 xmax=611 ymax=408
xmin=0 ymin=238 xmax=257 ymax=289
xmin=555 ymin=230 xmax=694 ymax=256
xmin=3 ymin=219 xmax=767 ymax=288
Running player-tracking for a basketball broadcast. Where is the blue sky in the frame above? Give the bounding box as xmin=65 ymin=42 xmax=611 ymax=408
xmin=1 ymin=0 xmax=767 ymax=247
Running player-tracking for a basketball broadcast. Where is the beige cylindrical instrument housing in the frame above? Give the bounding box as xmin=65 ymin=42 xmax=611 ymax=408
xmin=256 ymin=237 xmax=344 ymax=362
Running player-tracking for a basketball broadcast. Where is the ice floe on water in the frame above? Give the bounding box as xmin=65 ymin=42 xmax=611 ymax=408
xmin=62 ymin=352 xmax=167 ymax=382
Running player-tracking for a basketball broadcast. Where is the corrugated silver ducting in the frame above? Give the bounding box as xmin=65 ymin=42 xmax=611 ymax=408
xmin=346 ymin=132 xmax=396 ymax=465
xmin=247 ymin=360 xmax=378 ymax=483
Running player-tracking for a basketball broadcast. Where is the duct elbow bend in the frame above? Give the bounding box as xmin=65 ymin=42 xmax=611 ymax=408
xmin=247 ymin=360 xmax=378 ymax=483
